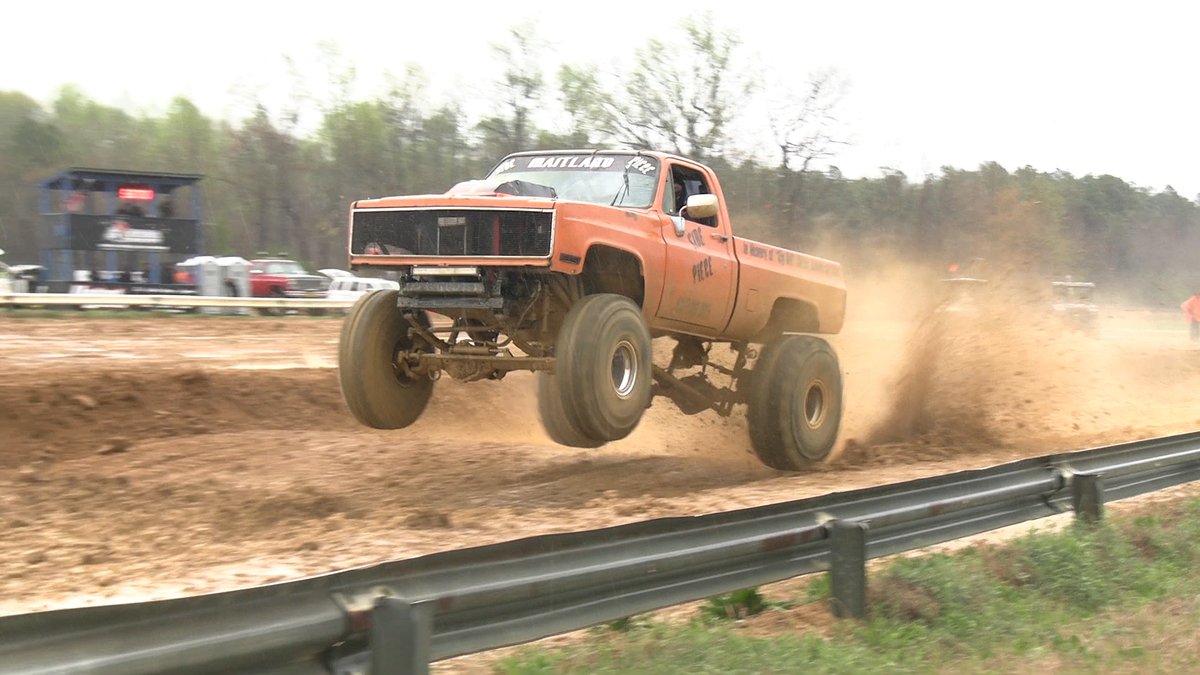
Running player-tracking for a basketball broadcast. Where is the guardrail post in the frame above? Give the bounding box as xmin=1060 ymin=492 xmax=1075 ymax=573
xmin=1072 ymin=473 xmax=1104 ymax=524
xmin=370 ymin=596 xmax=432 ymax=675
xmin=829 ymin=520 xmax=868 ymax=619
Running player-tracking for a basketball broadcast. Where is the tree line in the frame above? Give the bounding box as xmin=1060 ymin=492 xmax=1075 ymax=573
xmin=0 ymin=16 xmax=1195 ymax=303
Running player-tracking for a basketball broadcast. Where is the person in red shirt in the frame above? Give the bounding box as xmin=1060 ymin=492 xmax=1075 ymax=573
xmin=62 ymin=190 xmax=86 ymax=213
xmin=1182 ymin=291 xmax=1200 ymax=341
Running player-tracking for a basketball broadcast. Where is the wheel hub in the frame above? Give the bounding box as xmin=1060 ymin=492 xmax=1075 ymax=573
xmin=610 ymin=340 xmax=638 ymax=399
xmin=802 ymin=380 xmax=828 ymax=429
xmin=391 ymin=346 xmax=424 ymax=386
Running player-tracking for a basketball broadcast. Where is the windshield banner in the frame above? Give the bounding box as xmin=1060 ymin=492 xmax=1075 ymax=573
xmin=492 ymin=154 xmax=659 ymax=176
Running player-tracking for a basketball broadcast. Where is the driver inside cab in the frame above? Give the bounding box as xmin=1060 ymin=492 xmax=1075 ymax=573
xmin=666 ymin=167 xmax=716 ymax=227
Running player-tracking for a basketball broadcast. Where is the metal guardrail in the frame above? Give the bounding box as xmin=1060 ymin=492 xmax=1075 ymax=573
xmin=2 ymin=432 xmax=1199 ymax=674
xmin=0 ymin=292 xmax=355 ymax=311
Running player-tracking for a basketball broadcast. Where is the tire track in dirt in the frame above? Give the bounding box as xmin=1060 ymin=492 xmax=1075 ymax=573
xmin=3 ymin=306 xmax=1199 ymax=614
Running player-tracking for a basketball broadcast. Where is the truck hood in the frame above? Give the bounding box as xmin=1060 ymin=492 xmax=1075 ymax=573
xmin=355 ymin=191 xmax=558 ymax=211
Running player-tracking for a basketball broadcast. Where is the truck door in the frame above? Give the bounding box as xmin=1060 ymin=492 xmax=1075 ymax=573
xmin=655 ymin=163 xmax=737 ymax=333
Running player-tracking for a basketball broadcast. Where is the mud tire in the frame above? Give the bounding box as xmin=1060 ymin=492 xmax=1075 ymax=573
xmin=537 ymin=372 xmax=605 ymax=448
xmin=338 ymin=289 xmax=433 ymax=429
xmin=546 ymin=293 xmax=652 ymax=443
xmin=747 ymin=335 xmax=842 ymax=470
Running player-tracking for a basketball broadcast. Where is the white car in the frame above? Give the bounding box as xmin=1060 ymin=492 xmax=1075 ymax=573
xmin=1051 ymin=280 xmax=1099 ymax=333
xmin=326 ymin=276 xmax=400 ymax=304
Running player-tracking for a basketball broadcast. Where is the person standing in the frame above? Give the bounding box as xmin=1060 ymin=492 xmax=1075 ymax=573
xmin=1183 ymin=290 xmax=1200 ymax=342
xmin=63 ymin=190 xmax=86 ymax=213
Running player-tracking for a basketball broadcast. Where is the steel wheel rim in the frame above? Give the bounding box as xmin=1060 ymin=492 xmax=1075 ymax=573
xmin=802 ymin=380 xmax=828 ymax=429
xmin=611 ymin=340 xmax=638 ymax=399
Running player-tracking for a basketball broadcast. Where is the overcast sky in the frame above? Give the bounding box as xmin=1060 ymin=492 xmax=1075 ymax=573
xmin=5 ymin=0 xmax=1198 ymax=197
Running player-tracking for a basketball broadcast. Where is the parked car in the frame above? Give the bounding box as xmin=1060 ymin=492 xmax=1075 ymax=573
xmin=326 ymin=276 xmax=400 ymax=305
xmin=937 ymin=276 xmax=989 ymax=315
xmin=0 ymin=257 xmax=38 ymax=293
xmin=318 ymin=268 xmax=354 ymax=281
xmin=1051 ymin=280 xmax=1098 ymax=333
xmin=248 ymin=258 xmax=330 ymax=298
xmin=9 ymin=265 xmax=46 ymax=292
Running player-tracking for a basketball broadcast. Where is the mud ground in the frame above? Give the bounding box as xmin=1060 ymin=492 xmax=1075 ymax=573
xmin=2 ymin=296 xmax=1199 ymax=617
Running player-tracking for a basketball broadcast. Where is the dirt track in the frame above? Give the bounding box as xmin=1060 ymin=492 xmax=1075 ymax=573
xmin=3 ymin=300 xmax=1200 ymax=615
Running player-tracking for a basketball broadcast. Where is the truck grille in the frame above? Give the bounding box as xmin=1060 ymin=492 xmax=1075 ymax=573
xmin=288 ymin=277 xmax=325 ymax=291
xmin=351 ymin=209 xmax=554 ymax=257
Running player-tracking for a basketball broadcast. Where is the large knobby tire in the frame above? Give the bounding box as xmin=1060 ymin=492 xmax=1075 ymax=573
xmin=545 ymin=293 xmax=652 ymax=443
xmin=536 ymin=371 xmax=605 ymax=448
xmin=747 ymin=336 xmax=843 ymax=470
xmin=338 ymin=289 xmax=433 ymax=429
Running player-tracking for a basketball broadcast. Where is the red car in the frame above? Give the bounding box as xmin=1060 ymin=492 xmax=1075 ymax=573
xmin=248 ymin=259 xmax=330 ymax=298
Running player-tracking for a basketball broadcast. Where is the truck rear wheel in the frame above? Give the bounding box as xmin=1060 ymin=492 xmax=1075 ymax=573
xmin=536 ymin=372 xmax=605 ymax=448
xmin=338 ymin=289 xmax=433 ymax=429
xmin=747 ymin=336 xmax=842 ymax=470
xmin=547 ymin=293 xmax=652 ymax=442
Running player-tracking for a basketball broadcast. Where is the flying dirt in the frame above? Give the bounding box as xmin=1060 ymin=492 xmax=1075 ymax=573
xmin=2 ymin=272 xmax=1199 ymax=615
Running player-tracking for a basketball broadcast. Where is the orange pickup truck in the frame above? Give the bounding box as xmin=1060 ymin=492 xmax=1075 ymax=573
xmin=339 ymin=150 xmax=847 ymax=470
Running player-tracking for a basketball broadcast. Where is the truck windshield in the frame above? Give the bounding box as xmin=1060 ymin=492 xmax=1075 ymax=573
xmin=488 ymin=154 xmax=660 ymax=208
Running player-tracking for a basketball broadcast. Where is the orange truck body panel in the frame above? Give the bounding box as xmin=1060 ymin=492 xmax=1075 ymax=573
xmin=348 ymin=151 xmax=845 ymax=342
xmin=725 ymin=238 xmax=846 ymax=338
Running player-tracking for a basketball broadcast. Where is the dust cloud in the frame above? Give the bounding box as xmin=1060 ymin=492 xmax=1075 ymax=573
xmin=844 ymin=260 xmax=1197 ymax=460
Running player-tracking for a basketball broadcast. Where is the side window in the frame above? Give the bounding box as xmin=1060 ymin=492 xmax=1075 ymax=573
xmin=663 ymin=165 xmax=717 ymax=227
xmin=663 ymin=171 xmax=681 ymax=216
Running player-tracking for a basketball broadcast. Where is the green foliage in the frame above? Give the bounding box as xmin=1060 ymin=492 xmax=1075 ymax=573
xmin=600 ymin=12 xmax=751 ymax=160
xmin=804 ymin=572 xmax=832 ymax=601
xmin=700 ymin=587 xmax=770 ymax=621
xmin=557 ymin=64 xmax=611 ymax=147
xmin=499 ymin=501 xmax=1200 ymax=674
xmin=499 ymin=622 xmax=866 ymax=675
xmin=601 ymin=615 xmax=652 ymax=633
xmin=1002 ymin=525 xmax=1130 ymax=611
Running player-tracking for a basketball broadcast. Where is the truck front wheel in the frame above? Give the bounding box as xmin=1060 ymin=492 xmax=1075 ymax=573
xmin=536 ymin=371 xmax=605 ymax=448
xmin=747 ymin=336 xmax=842 ymax=470
xmin=544 ymin=293 xmax=652 ymax=443
xmin=338 ymin=289 xmax=433 ymax=429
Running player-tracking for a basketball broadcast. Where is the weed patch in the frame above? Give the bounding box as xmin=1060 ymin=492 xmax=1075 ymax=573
xmin=498 ymin=497 xmax=1200 ymax=674
xmin=700 ymin=587 xmax=771 ymax=621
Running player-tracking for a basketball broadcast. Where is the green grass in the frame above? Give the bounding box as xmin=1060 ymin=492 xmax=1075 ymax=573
xmin=496 ymin=499 xmax=1200 ymax=674
xmin=698 ymin=587 xmax=781 ymax=621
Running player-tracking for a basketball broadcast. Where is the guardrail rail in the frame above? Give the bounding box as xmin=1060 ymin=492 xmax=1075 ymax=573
xmin=0 ymin=292 xmax=355 ymax=311
xmin=2 ymin=432 xmax=1199 ymax=674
